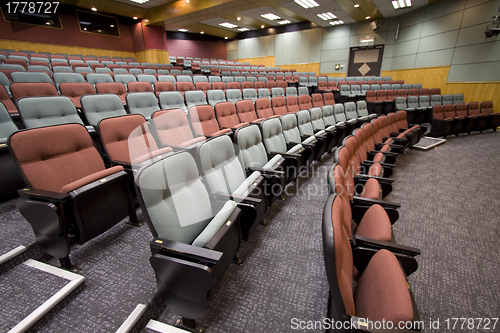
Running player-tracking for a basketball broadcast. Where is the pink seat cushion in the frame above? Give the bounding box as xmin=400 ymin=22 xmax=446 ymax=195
xmin=355 ymin=204 xmax=392 ymax=242
xmin=361 ymin=178 xmax=381 ymax=200
xmin=354 ymin=249 xmax=414 ymax=324
xmin=60 ymin=165 xmax=124 ymax=193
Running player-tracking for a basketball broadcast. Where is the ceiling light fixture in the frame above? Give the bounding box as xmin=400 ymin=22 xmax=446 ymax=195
xmin=392 ymin=0 xmax=411 ymax=9
xmin=130 ymin=0 xmax=149 ymax=4
xmin=329 ymin=20 xmax=344 ymax=25
xmin=354 ymin=4 xmax=359 ymax=7
xmin=83 ymin=27 xmax=87 ymax=30
xmin=45 ymin=22 xmax=50 ymax=25
xmin=91 ymin=7 xmax=97 ymax=11
xmin=261 ymin=13 xmax=281 ymax=20
xmin=294 ymin=0 xmax=319 ymax=9
xmin=200 ymin=31 xmax=204 ymax=34
xmin=237 ymin=17 xmax=241 ymax=20
xmin=317 ymin=12 xmax=337 ymax=20
xmin=133 ymin=16 xmax=138 ymax=19
xmin=219 ymin=22 xmax=238 ymax=28
xmin=278 ymin=20 xmax=291 ymax=25
xmin=110 ymin=24 xmax=115 ymax=27
xmin=178 ymin=28 xmax=188 ymax=32
xmin=366 ymin=16 xmax=370 ymax=19
xmin=238 ymin=27 xmax=249 ymax=31
xmin=261 ymin=25 xmax=265 ymax=28
xmin=225 ymin=36 xmax=228 ymax=39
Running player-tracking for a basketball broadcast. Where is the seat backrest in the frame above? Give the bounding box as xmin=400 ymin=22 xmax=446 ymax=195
xmin=204 ymin=89 xmax=225 ymax=107
xmin=310 ymin=107 xmax=326 ymax=131
xmin=98 ymin=114 xmax=162 ymax=164
xmin=419 ymin=95 xmax=430 ymax=108
xmin=407 ymin=96 xmax=419 ymax=108
xmin=215 ymin=102 xmax=242 ymax=129
xmin=443 ymin=104 xmax=456 ymax=118
xmin=11 ymin=82 xmax=58 ymax=102
xmin=189 ymin=104 xmax=224 ymax=136
xmin=128 ymin=81 xmax=154 ymax=93
xmin=430 ymin=94 xmax=442 ymax=106
xmin=158 ymin=91 xmax=187 ymax=113
xmin=114 ymin=74 xmax=137 ymax=87
xmin=468 ymin=102 xmax=480 ymax=116
xmin=280 ymin=113 xmax=302 ymax=144
xmin=286 ymin=95 xmax=300 ymax=113
xmin=271 ymin=87 xmax=284 ymax=98
xmin=226 ymin=89 xmax=242 ymax=104
xmin=452 ymin=93 xmax=464 ymax=105
xmin=11 ymin=72 xmax=52 ymax=83
xmin=334 ymin=104 xmax=346 ymax=123
xmin=195 ymin=82 xmax=211 ymax=94
xmin=432 ymin=106 xmax=446 ymax=122
xmin=395 ymin=96 xmax=407 ymax=110
xmin=322 ymin=105 xmax=335 ymax=126
xmin=296 ymin=110 xmax=314 ymax=136
xmin=126 ymin=92 xmax=160 ymax=119
xmin=234 ymin=124 xmax=269 ymax=169
xmin=412 ymin=83 xmax=422 ymax=89
xmin=356 ymin=100 xmax=369 ymax=117
xmin=137 ymin=74 xmax=157 ymax=84
xmin=419 ymin=88 xmax=431 ymax=97
xmin=365 ymin=90 xmax=376 ymax=103
xmin=344 ymin=102 xmax=358 ymax=120
xmin=272 ymin=96 xmax=288 ymax=115
xmin=177 ymin=75 xmax=193 ymax=83
xmin=236 ymin=99 xmax=259 ymax=122
xmin=81 ymin=93 xmax=128 ymax=127
xmin=242 ymin=88 xmax=258 ymax=103
xmin=376 ymin=90 xmax=387 ymax=101
xmin=255 ymin=97 xmax=274 ymax=119
xmin=185 ymin=90 xmax=208 ymax=109
xmin=152 ymin=109 xmax=198 ymax=147
xmin=480 ymin=101 xmax=493 ymax=114
xmin=154 ymin=81 xmax=176 ymax=94
xmin=261 ymin=117 xmax=289 ymax=154
xmin=86 ymin=73 xmax=113 ymax=85
xmin=9 ymin=123 xmax=105 ymax=193
xmin=442 ymin=94 xmax=453 ymax=105
xmin=0 ymin=102 xmax=19 ymax=143
xmin=158 ymin=75 xmax=176 ymax=83
xmin=298 ymin=94 xmax=313 ymax=110
xmin=323 ymin=92 xmax=335 ymax=106
xmin=312 ymin=93 xmax=324 ymax=108
xmin=197 ymin=135 xmax=247 ymax=195
xmin=298 ymin=87 xmax=309 ymax=96
xmin=285 ymin=86 xmax=297 ymax=97
xmin=397 ymin=89 xmax=408 ymax=99
xmin=455 ymin=103 xmax=467 ymax=117
xmin=135 ymin=151 xmax=217 ymax=243
xmin=430 ymin=88 xmax=441 ymax=95
xmin=59 ymin=82 xmax=96 ymax=108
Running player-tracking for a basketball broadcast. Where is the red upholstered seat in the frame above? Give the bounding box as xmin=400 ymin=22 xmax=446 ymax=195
xmin=152 ymin=109 xmax=206 ymax=148
xmin=128 ymin=81 xmax=154 ymax=93
xmin=236 ymin=99 xmax=265 ymax=123
xmin=286 ymin=96 xmax=300 ymax=113
xmin=10 ymin=82 xmax=58 ymax=103
xmin=59 ymin=82 xmax=96 ymax=109
xmin=95 ymin=82 xmax=127 ymax=103
xmin=189 ymin=104 xmax=232 ymax=137
xmin=272 ymin=96 xmax=288 ymax=115
xmin=215 ymin=101 xmax=249 ymax=129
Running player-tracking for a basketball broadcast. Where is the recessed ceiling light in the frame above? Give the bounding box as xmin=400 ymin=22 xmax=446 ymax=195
xmin=238 ymin=28 xmax=249 ymax=31
xmin=130 ymin=0 xmax=149 ymax=4
xmin=144 ymin=19 xmax=149 ymax=23
xmin=225 ymin=36 xmax=228 ymax=39
xmin=219 ymin=22 xmax=238 ymax=28
xmin=366 ymin=16 xmax=370 ymax=19
xmin=278 ymin=20 xmax=291 ymax=25
xmin=45 ymin=22 xmax=50 ymax=25
xmin=83 ymin=27 xmax=87 ymax=30
xmin=186 ymin=0 xmax=189 ymax=3
xmin=200 ymin=31 xmax=204 ymax=34
xmin=237 ymin=17 xmax=241 ymax=20
xmin=261 ymin=25 xmax=265 ymax=28
xmin=317 ymin=12 xmax=337 ymax=20
xmin=261 ymin=13 xmax=281 ymax=20
xmin=91 ymin=7 xmax=97 ymax=11
xmin=354 ymin=4 xmax=359 ymax=7
xmin=178 ymin=28 xmax=188 ymax=32
xmin=392 ymin=0 xmax=411 ymax=9
xmin=133 ymin=16 xmax=138 ymax=19
xmin=329 ymin=20 xmax=344 ymax=25
xmin=294 ymin=0 xmax=319 ymax=9
xmin=110 ymin=25 xmax=114 ymax=27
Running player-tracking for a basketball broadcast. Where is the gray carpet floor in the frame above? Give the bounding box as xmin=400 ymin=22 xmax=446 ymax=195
xmin=0 ymin=131 xmax=499 ymax=332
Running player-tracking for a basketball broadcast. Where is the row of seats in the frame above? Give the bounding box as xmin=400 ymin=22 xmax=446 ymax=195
xmin=321 ymin=110 xmax=424 ymax=330
xmin=430 ymin=102 xmax=499 ymax=137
